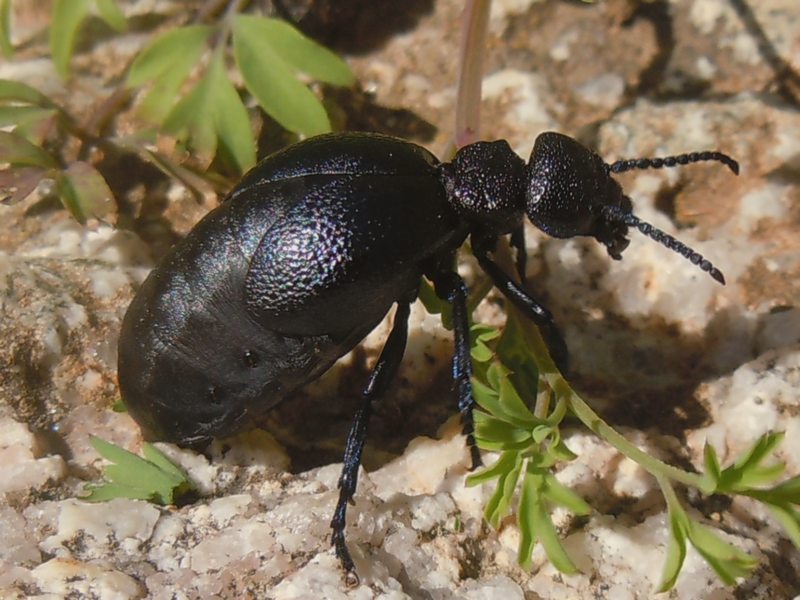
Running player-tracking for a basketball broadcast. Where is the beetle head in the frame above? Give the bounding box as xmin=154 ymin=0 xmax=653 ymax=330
xmin=524 ymin=131 xmax=738 ymax=284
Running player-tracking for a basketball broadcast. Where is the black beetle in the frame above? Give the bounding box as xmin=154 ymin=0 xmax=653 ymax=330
xmin=118 ymin=131 xmax=738 ymax=577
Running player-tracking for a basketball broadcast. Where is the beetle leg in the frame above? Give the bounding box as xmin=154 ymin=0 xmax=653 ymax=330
xmin=330 ymin=299 xmax=412 ymax=580
xmin=509 ymin=226 xmax=528 ymax=285
xmin=472 ymin=238 xmax=570 ymax=372
xmin=429 ymin=270 xmax=483 ymax=471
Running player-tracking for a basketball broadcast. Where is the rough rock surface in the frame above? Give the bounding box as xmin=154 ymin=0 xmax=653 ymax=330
xmin=1 ymin=0 xmax=799 ymax=599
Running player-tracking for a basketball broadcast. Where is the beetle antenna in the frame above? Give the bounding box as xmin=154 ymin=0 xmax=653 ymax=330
xmin=600 ymin=204 xmax=726 ymax=284
xmin=607 ymin=151 xmax=740 ymax=176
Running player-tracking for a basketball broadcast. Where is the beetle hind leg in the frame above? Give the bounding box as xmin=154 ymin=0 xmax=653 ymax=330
xmin=330 ymin=299 xmax=412 ymax=580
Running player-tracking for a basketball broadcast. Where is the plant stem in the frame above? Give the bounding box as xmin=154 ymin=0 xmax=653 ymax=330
xmin=448 ymin=0 xmax=491 ymax=156
xmin=515 ymin=305 xmax=714 ymax=494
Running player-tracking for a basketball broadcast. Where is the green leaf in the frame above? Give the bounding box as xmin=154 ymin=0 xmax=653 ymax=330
xmin=685 ymin=520 xmax=757 ymax=584
xmin=417 ymin=277 xmax=453 ymax=329
xmin=518 ymin=471 xmax=579 ymax=573
xmin=162 ymin=50 xmax=255 ymax=170
xmin=467 ymin=450 xmax=520 ymax=486
xmin=0 ymin=131 xmax=56 ymax=167
xmin=472 ymin=377 xmax=503 ymax=417
xmin=82 ymin=481 xmax=163 ymax=502
xmin=85 ymin=436 xmax=193 ymax=505
xmin=142 ymin=443 xmax=191 ymax=482
xmin=546 ymin=436 xmax=578 ymax=462
xmin=0 ymin=0 xmax=13 ymax=58
xmin=717 ymin=432 xmax=786 ymax=492
xmin=496 ymin=308 xmax=540 ymax=400
xmin=767 ymin=503 xmax=800 ymax=548
xmin=542 ymin=473 xmax=591 ymax=516
xmin=0 ymin=79 xmax=53 ymax=107
xmin=55 ymin=161 xmax=114 ymax=223
xmin=702 ymin=442 xmax=722 ymax=491
xmin=95 ymin=0 xmax=126 ymax=32
xmin=484 ymin=452 xmax=523 ymax=527
xmin=657 ymin=506 xmax=689 ymax=591
xmin=731 ymin=432 xmax=784 ymax=472
xmin=0 ymin=106 xmax=56 ymax=128
xmin=496 ymin=371 xmax=537 ymax=426
xmin=473 ymin=410 xmax=532 ymax=451
xmin=163 ymin=66 xmax=218 ymax=159
xmin=248 ymin=17 xmax=354 ymax=86
xmin=206 ymin=50 xmax=256 ymax=171
xmin=762 ymin=475 xmax=800 ymax=504
xmin=128 ymin=25 xmax=212 ymax=86
xmin=51 ymin=0 xmax=91 ymax=78
xmin=471 ymin=323 xmax=500 ymax=363
xmin=128 ymin=25 xmax=212 ymax=123
xmin=233 ymin=14 xmax=331 ymax=136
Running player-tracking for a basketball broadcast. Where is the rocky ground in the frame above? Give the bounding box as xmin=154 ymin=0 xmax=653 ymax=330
xmin=1 ymin=0 xmax=799 ymax=598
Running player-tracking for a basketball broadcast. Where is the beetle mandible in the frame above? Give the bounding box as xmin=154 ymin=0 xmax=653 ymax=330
xmin=118 ymin=131 xmax=738 ymax=577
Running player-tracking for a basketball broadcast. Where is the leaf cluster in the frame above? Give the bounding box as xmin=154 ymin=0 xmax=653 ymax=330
xmin=0 ymin=80 xmax=114 ymax=222
xmin=466 ymin=313 xmax=589 ymax=573
xmin=460 ymin=301 xmax=800 ymax=591
xmin=0 ymin=1 xmax=353 ymax=218
xmin=127 ymin=14 xmax=353 ymax=172
xmin=83 ymin=435 xmax=194 ymax=505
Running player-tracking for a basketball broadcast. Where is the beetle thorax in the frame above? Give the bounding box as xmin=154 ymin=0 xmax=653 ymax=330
xmin=441 ymin=140 xmax=526 ymax=235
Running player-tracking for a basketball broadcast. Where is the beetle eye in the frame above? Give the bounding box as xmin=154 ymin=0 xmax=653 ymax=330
xmin=243 ymin=350 xmax=260 ymax=368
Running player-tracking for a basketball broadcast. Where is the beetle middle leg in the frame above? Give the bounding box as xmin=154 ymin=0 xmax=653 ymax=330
xmin=429 ymin=269 xmax=483 ymax=471
xmin=330 ymin=298 xmax=412 ymax=580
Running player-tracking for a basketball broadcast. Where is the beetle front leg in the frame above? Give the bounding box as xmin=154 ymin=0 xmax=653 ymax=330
xmin=472 ymin=237 xmax=570 ymax=372
xmin=429 ymin=269 xmax=483 ymax=471
xmin=330 ymin=299 xmax=412 ymax=582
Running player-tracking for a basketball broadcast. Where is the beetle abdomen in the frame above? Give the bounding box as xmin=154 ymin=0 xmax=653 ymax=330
xmin=118 ymin=133 xmax=460 ymax=444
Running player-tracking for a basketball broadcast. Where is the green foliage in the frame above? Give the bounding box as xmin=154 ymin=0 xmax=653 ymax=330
xmin=232 ymin=15 xmax=351 ymax=136
xmin=458 ymin=297 xmax=799 ymax=591
xmin=0 ymin=3 xmax=354 ymax=220
xmin=83 ymin=436 xmax=194 ymax=505
xmin=466 ymin=315 xmax=586 ymax=571
xmin=0 ymin=0 xmax=13 ymax=58
xmin=51 ymin=0 xmax=127 ymax=78
xmin=127 ymin=25 xmax=214 ymax=123
xmin=0 ymin=79 xmax=113 ymax=222
xmin=161 ymin=47 xmax=256 ymax=171
xmin=657 ymin=474 xmax=757 ymax=590
xmin=417 ymin=278 xmax=454 ymax=330
xmin=128 ymin=14 xmax=354 ymax=170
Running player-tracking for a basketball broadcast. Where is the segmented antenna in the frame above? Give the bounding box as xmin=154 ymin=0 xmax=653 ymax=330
xmin=601 ymin=204 xmax=726 ymax=284
xmin=608 ymin=151 xmax=740 ymax=176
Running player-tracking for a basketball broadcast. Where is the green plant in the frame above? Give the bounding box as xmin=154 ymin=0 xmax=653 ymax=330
xmin=0 ymin=79 xmax=115 ymax=222
xmin=0 ymin=2 xmax=353 ymax=218
xmin=84 ymin=435 xmax=195 ymax=505
xmin=461 ymin=304 xmax=799 ymax=589
xmin=127 ymin=12 xmax=354 ymax=171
